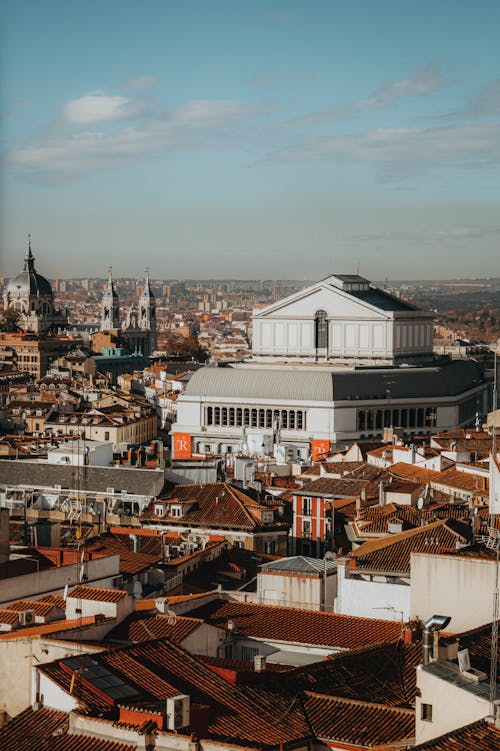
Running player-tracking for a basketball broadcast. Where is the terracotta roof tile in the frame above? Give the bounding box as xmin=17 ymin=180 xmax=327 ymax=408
xmin=186 ymin=598 xmax=403 ymax=648
xmin=350 ymin=518 xmax=472 ymax=575
xmin=67 ymin=586 xmax=128 ymax=603
xmin=303 ymin=692 xmax=415 ymax=745
xmin=408 ymin=719 xmax=500 ymax=750
xmin=107 ymin=613 xmax=203 ymax=643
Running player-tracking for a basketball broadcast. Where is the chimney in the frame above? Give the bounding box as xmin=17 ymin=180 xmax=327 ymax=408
xmin=254 ymin=655 xmax=266 ymax=672
xmin=422 ymin=615 xmax=451 ymax=665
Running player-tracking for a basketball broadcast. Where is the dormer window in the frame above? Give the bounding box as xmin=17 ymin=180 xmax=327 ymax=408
xmin=154 ymin=504 xmax=165 ymax=516
xmin=171 ymin=506 xmax=182 ymax=517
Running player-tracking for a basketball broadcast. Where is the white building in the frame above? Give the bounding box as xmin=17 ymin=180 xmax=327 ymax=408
xmin=173 ymin=274 xmax=488 ymax=459
xmin=252 ymin=274 xmax=434 ymax=365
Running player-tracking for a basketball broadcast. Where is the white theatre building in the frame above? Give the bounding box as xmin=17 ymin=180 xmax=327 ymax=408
xmin=173 ymin=275 xmax=488 ymax=460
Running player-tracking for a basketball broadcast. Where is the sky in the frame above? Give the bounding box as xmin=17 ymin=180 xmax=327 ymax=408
xmin=1 ymin=0 xmax=499 ymax=281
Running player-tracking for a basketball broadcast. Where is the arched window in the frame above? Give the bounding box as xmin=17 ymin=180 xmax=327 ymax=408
xmin=315 ymin=310 xmax=328 ymax=349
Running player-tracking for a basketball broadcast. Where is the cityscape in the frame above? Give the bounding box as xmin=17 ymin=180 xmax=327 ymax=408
xmin=1 ymin=2 xmax=500 ymax=751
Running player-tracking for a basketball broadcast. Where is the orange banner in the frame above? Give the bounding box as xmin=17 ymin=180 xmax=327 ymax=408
xmin=173 ymin=433 xmax=191 ymax=459
xmin=311 ymin=439 xmax=330 ymax=462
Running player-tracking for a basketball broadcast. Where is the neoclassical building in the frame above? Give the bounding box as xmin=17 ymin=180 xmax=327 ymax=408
xmin=3 ymin=237 xmax=68 ymax=333
xmin=172 ymin=274 xmax=488 ymax=460
xmin=252 ymin=274 xmax=434 ymax=365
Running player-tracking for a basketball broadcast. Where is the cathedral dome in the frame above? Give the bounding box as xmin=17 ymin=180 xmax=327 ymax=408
xmin=6 ymin=269 xmax=53 ymax=297
xmin=6 ymin=239 xmax=53 ymax=297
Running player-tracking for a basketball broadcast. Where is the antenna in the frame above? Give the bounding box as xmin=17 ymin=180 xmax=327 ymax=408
xmin=486 ymin=526 xmax=500 ymax=714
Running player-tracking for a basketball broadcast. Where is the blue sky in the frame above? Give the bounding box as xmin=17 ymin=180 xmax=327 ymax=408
xmin=1 ymin=0 xmax=499 ymax=280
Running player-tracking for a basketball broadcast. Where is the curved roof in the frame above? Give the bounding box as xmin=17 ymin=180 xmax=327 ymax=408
xmin=7 ymin=270 xmax=53 ymax=297
xmin=184 ymin=367 xmax=335 ymax=402
xmin=184 ymin=360 xmax=484 ymax=403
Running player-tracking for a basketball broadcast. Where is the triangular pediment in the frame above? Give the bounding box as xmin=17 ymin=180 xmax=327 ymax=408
xmin=254 ymin=281 xmax=390 ymax=320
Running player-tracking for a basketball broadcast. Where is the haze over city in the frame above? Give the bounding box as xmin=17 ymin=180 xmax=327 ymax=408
xmin=1 ymin=0 xmax=499 ymax=280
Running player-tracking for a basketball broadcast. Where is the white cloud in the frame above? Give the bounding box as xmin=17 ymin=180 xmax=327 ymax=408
xmin=171 ymin=99 xmax=273 ymax=125
xmin=291 ymin=65 xmax=448 ymax=125
xmin=62 ymin=94 xmax=145 ymax=125
xmin=271 ymin=122 xmax=500 ymax=171
xmin=121 ymin=76 xmax=162 ymax=90
xmin=8 ymin=97 xmax=273 ymax=180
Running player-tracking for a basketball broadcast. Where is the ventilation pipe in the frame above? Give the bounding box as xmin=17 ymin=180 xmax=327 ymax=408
xmin=423 ymin=615 xmax=451 ymax=665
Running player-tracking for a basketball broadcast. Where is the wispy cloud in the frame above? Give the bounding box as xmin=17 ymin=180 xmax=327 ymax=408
xmin=7 ymin=93 xmax=274 ymax=181
xmin=291 ymin=65 xmax=448 ymax=125
xmin=120 ymin=76 xmax=162 ymax=90
xmin=62 ymin=93 xmax=148 ymax=125
xmin=267 ymin=121 xmax=500 ymax=179
xmin=440 ymin=78 xmax=500 ymax=119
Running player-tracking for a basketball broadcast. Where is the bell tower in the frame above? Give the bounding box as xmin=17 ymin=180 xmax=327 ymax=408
xmin=101 ymin=268 xmax=120 ymax=331
xmin=138 ymin=268 xmax=157 ymax=353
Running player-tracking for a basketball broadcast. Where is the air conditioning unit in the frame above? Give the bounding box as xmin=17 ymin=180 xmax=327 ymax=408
xmin=166 ymin=694 xmax=190 ymax=730
xmin=19 ymin=609 xmax=36 ymax=626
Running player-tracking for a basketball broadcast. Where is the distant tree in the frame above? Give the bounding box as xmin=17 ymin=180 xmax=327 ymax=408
xmin=0 ymin=309 xmax=21 ymax=332
xmin=163 ymin=333 xmax=208 ymax=362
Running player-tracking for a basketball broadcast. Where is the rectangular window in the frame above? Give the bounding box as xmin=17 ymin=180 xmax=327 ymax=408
xmin=259 ymin=409 xmax=265 ymax=428
xmin=302 ymin=497 xmax=312 ymax=515
xmin=206 ymin=406 xmax=213 ymax=425
xmin=297 ymin=411 xmax=304 ymax=430
xmin=104 ymin=431 xmax=110 ymax=441
xmin=236 ymin=408 xmax=242 ymax=426
xmin=266 ymin=410 xmax=273 ymax=428
xmin=302 ymin=519 xmax=311 ymax=539
xmin=421 ymin=704 xmax=433 ymax=722
xmin=243 ymin=408 xmax=250 ymax=426
xmin=214 ymin=407 xmax=221 ymax=425
xmin=229 ymin=408 xmax=235 ymax=426
xmin=251 ymin=409 xmax=257 ymax=427
xmin=289 ymin=411 xmax=295 ymax=429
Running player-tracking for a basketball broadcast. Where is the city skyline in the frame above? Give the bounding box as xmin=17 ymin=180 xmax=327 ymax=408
xmin=1 ymin=0 xmax=499 ymax=280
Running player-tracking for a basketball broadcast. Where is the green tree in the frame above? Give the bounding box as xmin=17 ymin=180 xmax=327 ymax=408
xmin=0 ymin=309 xmax=21 ymax=332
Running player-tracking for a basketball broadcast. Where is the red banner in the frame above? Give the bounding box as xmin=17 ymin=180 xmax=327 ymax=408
xmin=311 ymin=439 xmax=330 ymax=462
xmin=173 ymin=433 xmax=191 ymax=459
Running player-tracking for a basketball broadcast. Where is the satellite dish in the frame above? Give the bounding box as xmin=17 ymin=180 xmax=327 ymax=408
xmin=417 ymin=496 xmax=425 ymax=510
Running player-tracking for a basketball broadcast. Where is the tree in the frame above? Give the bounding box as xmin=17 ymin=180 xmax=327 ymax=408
xmin=0 ymin=309 xmax=21 ymax=333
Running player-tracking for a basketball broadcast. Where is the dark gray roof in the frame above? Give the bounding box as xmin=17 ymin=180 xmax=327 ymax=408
xmin=6 ymin=270 xmax=53 ymax=297
xmin=333 ymin=359 xmax=485 ymax=400
xmin=183 ymin=360 xmax=485 ymax=403
xmin=0 ymin=460 xmax=165 ymax=497
xmin=349 ymin=288 xmax=418 ymax=312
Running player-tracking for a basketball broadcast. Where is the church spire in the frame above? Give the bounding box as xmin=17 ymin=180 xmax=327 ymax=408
xmin=24 ymin=234 xmax=35 ymax=273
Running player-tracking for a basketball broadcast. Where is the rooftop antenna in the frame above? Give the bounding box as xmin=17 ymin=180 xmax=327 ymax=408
xmin=486 ymin=526 xmax=500 ymax=715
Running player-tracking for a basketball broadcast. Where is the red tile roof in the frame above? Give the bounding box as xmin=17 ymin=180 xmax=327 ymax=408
xmin=303 ymin=692 xmax=415 ymax=745
xmin=107 ymin=613 xmax=204 ymax=644
xmin=67 ymin=586 xmax=128 ymax=603
xmin=408 ymin=719 xmax=500 ymax=750
xmin=186 ymin=598 xmax=404 ymax=648
xmin=350 ymin=518 xmax=472 ymax=575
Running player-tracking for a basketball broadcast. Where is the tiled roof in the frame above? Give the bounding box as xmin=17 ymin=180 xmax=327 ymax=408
xmin=0 ymin=707 xmax=68 ymax=751
xmin=144 ymin=481 xmax=280 ymax=531
xmin=41 ymin=639 xmax=311 ymax=749
xmin=389 ymin=462 xmax=489 ymax=497
xmin=9 ymin=599 xmax=60 ymax=616
xmin=296 ymin=476 xmax=370 ymax=498
xmin=38 ymin=593 xmax=67 ymax=610
xmin=106 ymin=612 xmax=204 ymax=644
xmin=0 ymin=707 xmax=131 ymax=751
xmin=67 ymin=586 xmax=128 ymax=603
xmin=186 ymin=598 xmax=403 ymax=648
xmin=0 ymin=609 xmax=20 ymax=624
xmin=410 ymin=719 xmax=500 ymax=750
xmin=350 ymin=518 xmax=472 ymax=575
xmin=303 ymin=692 xmax=415 ymax=745
xmin=0 ymin=615 xmax=102 ymax=641
xmin=84 ymin=533 xmax=162 ymax=575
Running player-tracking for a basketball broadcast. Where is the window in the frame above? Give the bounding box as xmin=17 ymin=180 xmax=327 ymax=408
xmin=214 ymin=407 xmax=221 ymax=425
xmin=229 ymin=408 xmax=235 ymax=426
xmin=104 ymin=431 xmax=110 ymax=441
xmin=259 ymin=409 xmax=265 ymax=428
xmin=241 ymin=646 xmax=259 ymax=660
xmin=315 ymin=310 xmax=328 ymax=349
xmin=289 ymin=411 xmax=295 ymax=429
xmin=236 ymin=408 xmax=242 ymax=426
xmin=222 ymin=408 xmax=228 ymax=426
xmin=302 ymin=520 xmax=312 ymax=539
xmin=206 ymin=406 xmax=213 ymax=425
xmin=251 ymin=409 xmax=257 ymax=427
xmin=302 ymin=497 xmax=312 ymax=515
xmin=281 ymin=410 xmax=288 ymax=429
xmin=266 ymin=410 xmax=273 ymax=428
xmin=297 ymin=411 xmax=304 ymax=430
xmin=421 ymin=704 xmax=433 ymax=722
xmin=243 ymin=408 xmax=250 ymax=426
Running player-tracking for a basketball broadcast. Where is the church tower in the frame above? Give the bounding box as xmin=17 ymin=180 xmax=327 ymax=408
xmin=138 ymin=269 xmax=157 ymax=353
xmin=101 ymin=268 xmax=120 ymax=331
